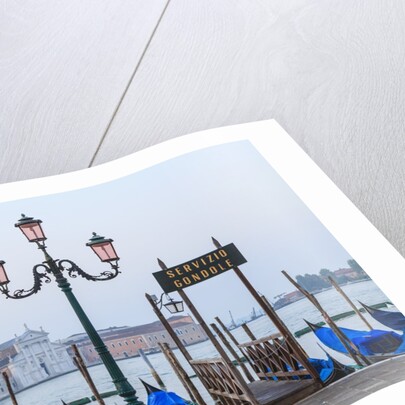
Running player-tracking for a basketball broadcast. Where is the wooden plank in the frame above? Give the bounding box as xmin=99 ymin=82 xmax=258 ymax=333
xmin=248 ymin=380 xmax=318 ymax=405
xmin=92 ymin=0 xmax=405 ymax=259
xmin=238 ymin=334 xmax=282 ymax=347
xmin=0 ymin=0 xmax=168 ymax=182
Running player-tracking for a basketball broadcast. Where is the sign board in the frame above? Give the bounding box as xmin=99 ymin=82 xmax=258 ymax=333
xmin=153 ymin=243 xmax=247 ymax=293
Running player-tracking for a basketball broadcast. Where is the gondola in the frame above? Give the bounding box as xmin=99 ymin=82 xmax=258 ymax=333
xmin=360 ymin=302 xmax=405 ymax=331
xmin=140 ymin=379 xmax=192 ymax=405
xmin=307 ymin=352 xmax=355 ymax=384
xmin=305 ymin=320 xmax=405 ymax=363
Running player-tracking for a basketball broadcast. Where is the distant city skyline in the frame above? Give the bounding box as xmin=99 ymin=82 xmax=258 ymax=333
xmin=0 ymin=140 xmax=362 ymax=343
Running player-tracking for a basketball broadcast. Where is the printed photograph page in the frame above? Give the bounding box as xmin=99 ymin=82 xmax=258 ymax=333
xmin=0 ymin=120 xmax=404 ymax=405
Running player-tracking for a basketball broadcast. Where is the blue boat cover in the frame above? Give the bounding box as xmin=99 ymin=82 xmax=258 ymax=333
xmin=361 ymin=303 xmax=405 ymax=331
xmin=312 ymin=326 xmax=404 ymax=356
xmin=148 ymin=391 xmax=190 ymax=405
xmin=272 ymin=354 xmax=351 ymax=383
xmin=308 ymin=357 xmax=334 ymax=382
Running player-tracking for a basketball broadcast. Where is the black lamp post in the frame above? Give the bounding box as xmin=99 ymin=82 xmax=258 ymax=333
xmin=0 ymin=214 xmax=143 ymax=405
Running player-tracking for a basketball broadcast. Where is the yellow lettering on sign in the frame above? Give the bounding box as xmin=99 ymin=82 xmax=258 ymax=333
xmin=166 ymin=270 xmax=175 ymax=278
xmin=209 ymin=266 xmax=218 ymax=274
xmin=225 ymin=259 xmax=233 ymax=268
xmin=174 ymin=280 xmax=183 ymax=288
xmin=183 ymin=277 xmax=191 ymax=285
xmin=191 ymin=274 xmax=201 ymax=282
xmin=183 ymin=264 xmax=193 ymax=272
xmin=175 ymin=267 xmax=183 ymax=276
xmin=201 ymin=270 xmax=210 ymax=278
xmin=219 ymin=250 xmax=227 ymax=258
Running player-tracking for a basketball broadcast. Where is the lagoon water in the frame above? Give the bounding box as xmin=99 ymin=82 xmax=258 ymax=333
xmin=0 ymin=280 xmax=394 ymax=405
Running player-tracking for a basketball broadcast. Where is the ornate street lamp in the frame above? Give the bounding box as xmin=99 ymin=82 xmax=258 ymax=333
xmin=0 ymin=214 xmax=143 ymax=405
xmin=151 ymin=293 xmax=184 ymax=314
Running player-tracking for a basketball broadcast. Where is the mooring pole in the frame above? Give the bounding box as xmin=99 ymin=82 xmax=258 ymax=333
xmin=138 ymin=349 xmax=166 ymax=390
xmin=260 ymin=294 xmax=310 ymax=358
xmin=71 ymin=344 xmax=106 ymax=405
xmin=210 ymin=322 xmax=255 ymax=382
xmin=145 ymin=293 xmax=207 ymax=405
xmin=2 ymin=372 xmax=18 ymax=405
xmin=215 ymin=316 xmax=241 ymax=346
xmin=327 ymin=276 xmax=373 ymax=330
xmin=157 ymin=258 xmax=238 ymax=367
xmin=177 ymin=288 xmax=235 ymax=366
xmin=177 ymin=288 xmax=259 ymax=403
xmin=282 ymin=270 xmax=371 ymax=366
xmin=216 ymin=316 xmax=256 ymax=361
xmin=157 ymin=258 xmax=257 ymax=403
xmin=211 ymin=237 xmax=322 ymax=384
xmin=241 ymin=323 xmax=257 ymax=341
xmin=158 ymin=342 xmax=199 ymax=404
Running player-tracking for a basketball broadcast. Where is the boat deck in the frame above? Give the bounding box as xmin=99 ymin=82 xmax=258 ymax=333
xmin=296 ymin=354 xmax=405 ymax=404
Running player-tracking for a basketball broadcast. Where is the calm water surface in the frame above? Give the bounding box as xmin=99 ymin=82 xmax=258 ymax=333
xmin=0 ymin=280 xmax=394 ymax=405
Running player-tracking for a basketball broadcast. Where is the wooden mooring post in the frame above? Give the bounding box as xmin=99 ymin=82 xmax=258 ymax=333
xmin=158 ymin=342 xmax=200 ymax=403
xmin=215 ymin=316 xmax=241 ymax=346
xmin=328 ymin=276 xmax=373 ymax=330
xmin=157 ymin=258 xmax=243 ymax=370
xmin=177 ymin=288 xmax=239 ymax=368
xmin=211 ymin=237 xmax=322 ymax=384
xmin=215 ymin=316 xmax=258 ymax=378
xmin=282 ymin=270 xmax=371 ymax=366
xmin=210 ymin=322 xmax=255 ymax=382
xmin=241 ymin=323 xmax=257 ymax=341
xmin=2 ymin=371 xmax=18 ymax=405
xmin=71 ymin=344 xmax=106 ymax=405
xmin=157 ymin=258 xmax=256 ymax=403
xmin=138 ymin=348 xmax=166 ymax=389
xmin=145 ymin=292 xmax=207 ymax=405
xmin=176 ymin=289 xmax=259 ymax=403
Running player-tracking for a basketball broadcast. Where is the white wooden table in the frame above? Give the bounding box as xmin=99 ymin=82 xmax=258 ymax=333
xmin=1 ymin=1 xmax=405 ymax=255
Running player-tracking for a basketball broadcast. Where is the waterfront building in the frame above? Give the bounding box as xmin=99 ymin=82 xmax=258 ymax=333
xmin=273 ymin=290 xmax=304 ymax=309
xmin=334 ymin=267 xmax=361 ymax=280
xmin=63 ymin=315 xmax=207 ymax=364
xmin=0 ymin=325 xmax=74 ymax=398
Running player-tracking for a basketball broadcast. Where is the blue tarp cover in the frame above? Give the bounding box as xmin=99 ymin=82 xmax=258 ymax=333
xmin=364 ymin=306 xmax=405 ymax=331
xmin=148 ymin=391 xmax=189 ymax=405
xmin=308 ymin=357 xmax=334 ymax=382
xmin=313 ymin=326 xmax=404 ymax=355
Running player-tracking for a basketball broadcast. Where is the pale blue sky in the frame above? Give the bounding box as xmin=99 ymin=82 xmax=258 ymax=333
xmin=0 ymin=141 xmax=356 ymax=342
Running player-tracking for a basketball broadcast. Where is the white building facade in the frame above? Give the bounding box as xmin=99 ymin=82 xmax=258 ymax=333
xmin=0 ymin=326 xmax=74 ymax=398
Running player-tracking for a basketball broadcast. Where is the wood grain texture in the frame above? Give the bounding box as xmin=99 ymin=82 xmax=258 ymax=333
xmin=2 ymin=0 xmax=405 ymax=258
xmin=0 ymin=0 xmax=167 ymax=181
xmin=92 ymin=0 xmax=405 ymax=256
